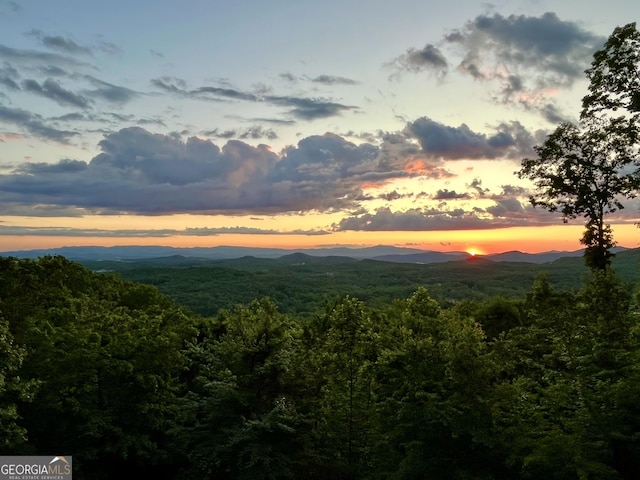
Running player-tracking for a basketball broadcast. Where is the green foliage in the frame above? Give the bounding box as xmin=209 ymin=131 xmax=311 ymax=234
xmin=174 ymin=298 xmax=302 ymax=480
xmin=581 ymin=22 xmax=640 ymax=118
xmin=373 ymin=288 xmax=499 ymax=479
xmin=3 ymin=253 xmax=640 ymax=479
xmin=0 ymin=256 xmax=198 ymax=479
xmin=81 ymin=249 xmax=640 ymax=318
xmin=517 ymin=23 xmax=640 ymax=270
xmin=490 ymin=269 xmax=638 ymax=479
xmin=0 ymin=314 xmax=37 ymax=449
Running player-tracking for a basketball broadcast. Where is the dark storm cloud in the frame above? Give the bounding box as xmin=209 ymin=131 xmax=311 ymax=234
xmin=0 ymin=127 xmax=396 ymax=215
xmin=21 ymin=78 xmax=90 ymax=108
xmin=405 ymin=117 xmax=536 ymax=160
xmin=0 ymin=105 xmax=78 ymax=142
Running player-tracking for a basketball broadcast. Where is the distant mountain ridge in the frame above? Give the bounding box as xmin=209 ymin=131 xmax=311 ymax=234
xmin=0 ymin=244 xmax=594 ymax=264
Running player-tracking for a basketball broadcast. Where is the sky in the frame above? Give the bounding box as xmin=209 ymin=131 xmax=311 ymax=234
xmin=0 ymin=0 xmax=639 ymax=254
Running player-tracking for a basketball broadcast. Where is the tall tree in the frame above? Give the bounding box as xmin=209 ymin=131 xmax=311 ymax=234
xmin=175 ymin=298 xmax=301 ymax=480
xmin=517 ymin=23 xmax=640 ymax=270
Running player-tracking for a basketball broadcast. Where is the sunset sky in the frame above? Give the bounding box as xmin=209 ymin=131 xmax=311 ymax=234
xmin=1 ymin=0 xmax=639 ymax=254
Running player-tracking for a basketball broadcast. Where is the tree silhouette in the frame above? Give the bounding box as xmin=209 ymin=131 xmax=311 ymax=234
xmin=517 ymin=23 xmax=640 ymax=270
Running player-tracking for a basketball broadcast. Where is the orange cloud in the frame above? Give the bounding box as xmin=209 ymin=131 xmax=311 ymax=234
xmin=0 ymin=133 xmax=23 ymax=141
xmin=361 ymin=182 xmax=388 ymax=190
xmin=405 ymin=160 xmax=428 ymax=174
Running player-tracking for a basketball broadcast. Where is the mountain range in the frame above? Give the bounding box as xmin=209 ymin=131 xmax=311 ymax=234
xmin=0 ymin=244 xmax=592 ymax=264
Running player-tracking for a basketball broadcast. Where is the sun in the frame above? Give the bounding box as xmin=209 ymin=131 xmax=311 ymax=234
xmin=466 ymin=248 xmax=482 ymax=257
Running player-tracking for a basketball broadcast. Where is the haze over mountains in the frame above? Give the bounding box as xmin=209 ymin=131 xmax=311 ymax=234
xmin=0 ymin=245 xmax=589 ymax=264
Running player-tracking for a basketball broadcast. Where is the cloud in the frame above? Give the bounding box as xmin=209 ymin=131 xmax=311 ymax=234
xmin=194 ymin=86 xmax=259 ymax=102
xmin=405 ymin=117 xmax=536 ymax=160
xmin=151 ymin=77 xmax=358 ymax=120
xmin=0 ymin=105 xmax=78 ymax=142
xmin=82 ymin=75 xmax=139 ymax=104
xmin=0 ymin=62 xmax=20 ymax=90
xmin=333 ymin=195 xmax=565 ymax=232
xmin=29 ymin=30 xmax=93 ymax=56
xmin=444 ymin=12 xmax=604 ymax=98
xmin=467 ymin=178 xmax=489 ymax=197
xmin=310 ymin=74 xmax=359 ymax=85
xmin=388 ymin=44 xmax=448 ymax=78
xmin=333 ymin=206 xmax=494 ymax=231
xmin=267 ymin=95 xmax=356 ymax=120
xmin=0 ymin=116 xmax=542 ymax=218
xmin=203 ymin=125 xmax=278 ymax=141
xmin=1 ymin=1 xmax=21 ymax=13
xmin=497 ymin=184 xmax=528 ymax=197
xmin=0 ymin=224 xmax=329 ymax=236
xmin=485 ymin=198 xmax=524 ymax=216
xmin=272 ymin=132 xmax=380 ymax=183
xmin=0 ymin=43 xmax=91 ymax=68
xmin=391 ymin=12 xmax=604 ymax=121
xmin=16 ymin=158 xmax=87 ymax=174
xmin=38 ymin=65 xmax=68 ymax=77
xmin=0 ymin=127 xmax=393 ymax=215
xmin=96 ymin=40 xmax=123 ymax=56
xmin=433 ymin=189 xmax=471 ymax=200
xmin=21 ymin=77 xmax=90 ymax=108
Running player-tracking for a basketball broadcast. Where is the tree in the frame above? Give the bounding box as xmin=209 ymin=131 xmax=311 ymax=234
xmin=309 ymin=296 xmax=378 ymax=480
xmin=0 ymin=256 xmax=198 ymax=480
xmin=0 ymin=314 xmax=38 ymax=450
xmin=581 ymin=23 xmax=640 ymax=119
xmin=517 ymin=23 xmax=640 ymax=270
xmin=375 ymin=288 xmax=499 ymax=479
xmin=175 ymin=298 xmax=302 ymax=480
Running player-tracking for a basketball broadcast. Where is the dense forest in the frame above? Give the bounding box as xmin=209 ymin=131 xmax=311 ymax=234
xmin=79 ymin=249 xmax=640 ymax=317
xmin=2 ymin=254 xmax=640 ymax=479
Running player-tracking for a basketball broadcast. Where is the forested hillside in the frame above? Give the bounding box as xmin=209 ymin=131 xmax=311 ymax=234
xmin=2 ymin=255 xmax=640 ymax=479
xmin=81 ymin=248 xmax=640 ymax=317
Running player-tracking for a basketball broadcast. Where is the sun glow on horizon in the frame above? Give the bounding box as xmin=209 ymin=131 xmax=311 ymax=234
xmin=466 ymin=248 xmax=483 ymax=256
